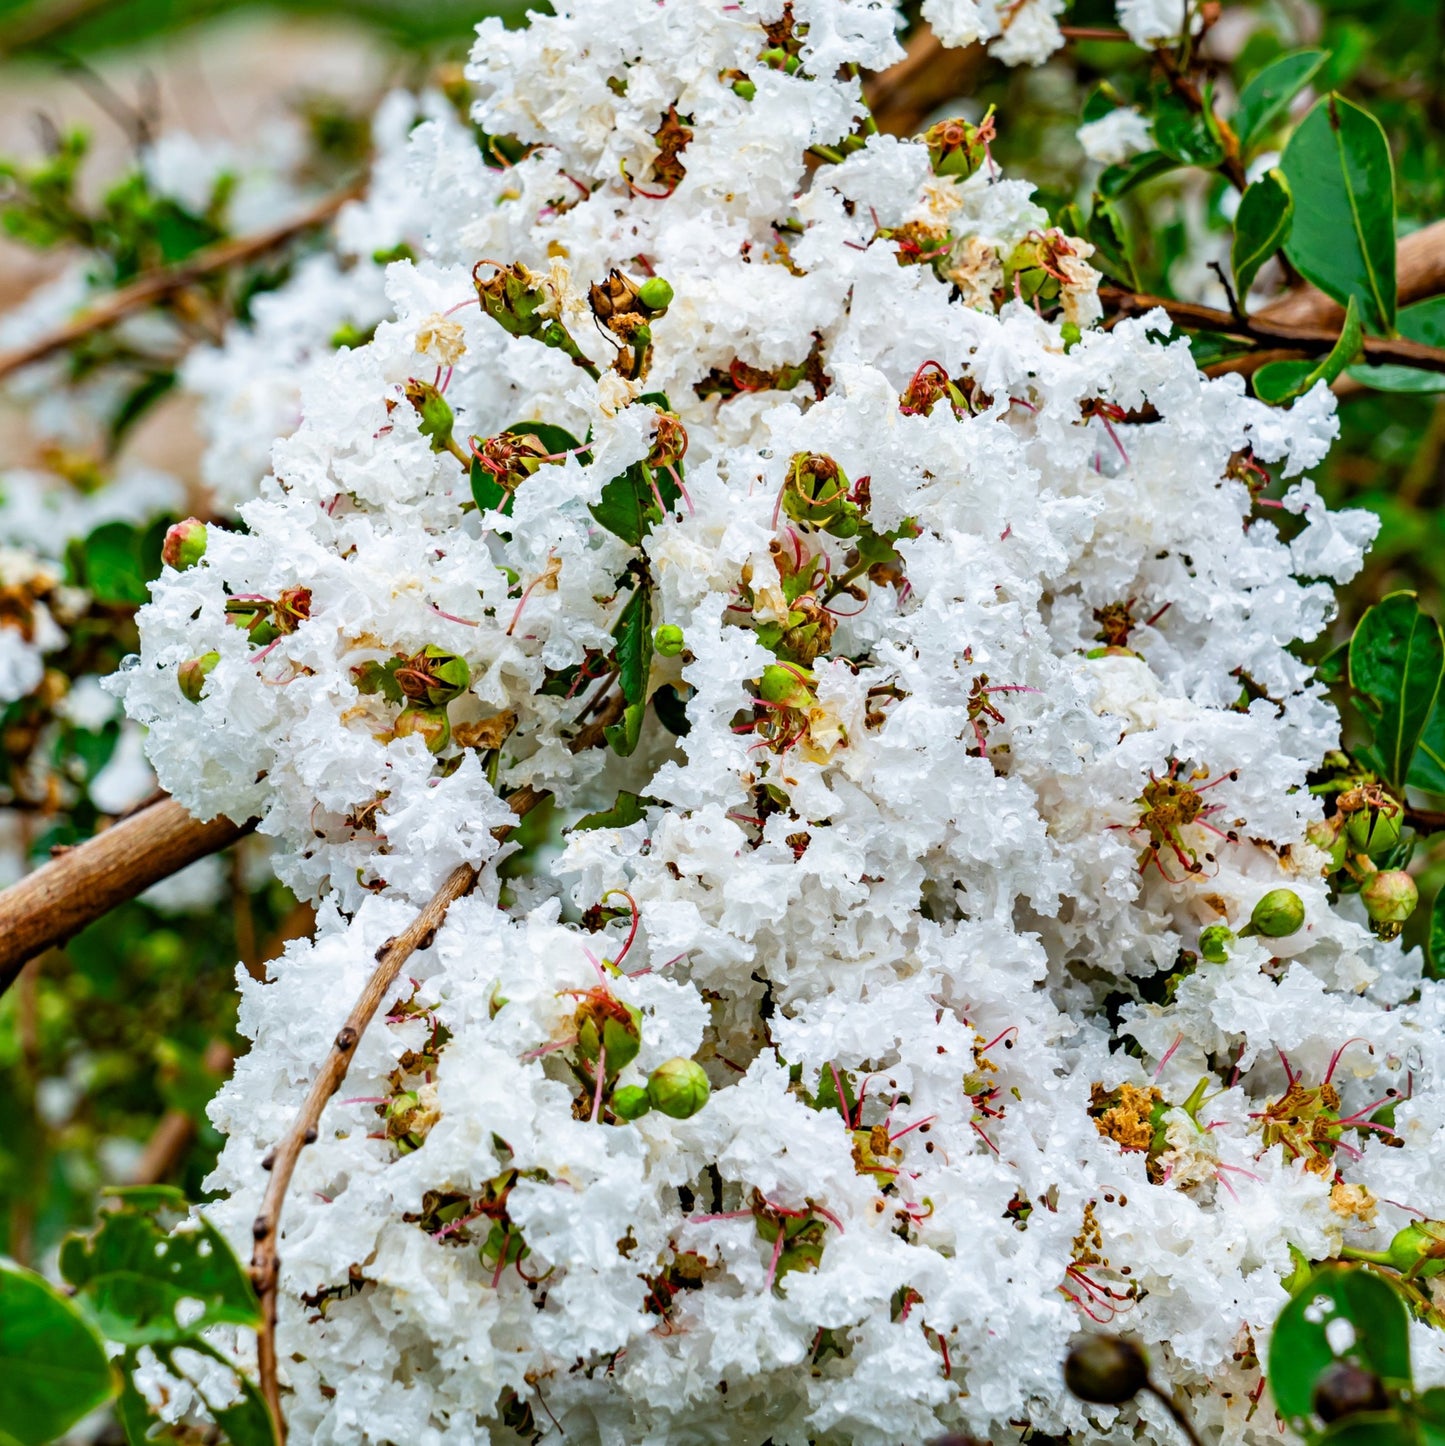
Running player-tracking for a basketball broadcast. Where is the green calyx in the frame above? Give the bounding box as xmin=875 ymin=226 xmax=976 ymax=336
xmin=758 ymin=662 xmax=816 ymax=711
xmin=577 ymin=1000 xmax=643 ymax=1076
xmin=646 ymin=1058 xmax=710 ymax=1119
xmin=923 ymin=108 xmax=995 ymax=179
xmin=1344 ymin=796 xmax=1404 ymax=856
xmin=1361 ymin=869 xmax=1419 ymax=938
xmin=394 ymin=704 xmax=451 ymax=754
xmin=654 ymin=624 xmax=685 ymax=657
xmin=1198 ymin=924 xmax=1234 ymax=963
xmin=404 ymin=379 xmax=457 ymax=454
xmin=401 ymin=645 xmax=471 ymax=707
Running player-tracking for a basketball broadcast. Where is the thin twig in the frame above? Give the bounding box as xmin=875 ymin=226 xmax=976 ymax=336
xmin=0 ymin=797 xmax=256 ymax=997
xmin=249 ymin=687 xmax=627 ymax=1438
xmin=1101 ymin=287 xmax=1445 ymax=375
xmin=0 ymin=179 xmax=365 ymax=383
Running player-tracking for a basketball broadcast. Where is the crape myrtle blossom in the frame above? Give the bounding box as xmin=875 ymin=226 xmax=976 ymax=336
xmin=113 ymin=0 xmax=1445 ymax=1442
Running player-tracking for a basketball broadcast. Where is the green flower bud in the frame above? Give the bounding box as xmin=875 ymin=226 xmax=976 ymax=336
xmin=646 ymin=1057 xmax=710 ymax=1119
xmin=1312 ymin=1361 xmax=1389 ymax=1423
xmin=1248 ymin=888 xmax=1305 ymax=939
xmin=474 ymin=261 xmax=552 ymax=340
xmin=654 ymin=624 xmax=685 ymax=657
xmin=177 ymin=650 xmax=220 ymax=704
xmin=611 ymin=1085 xmax=652 ymax=1121
xmin=1198 ymin=925 xmax=1234 ymax=963
xmin=162 ymin=518 xmax=208 ymax=570
xmin=1345 ymin=796 xmax=1404 ymax=856
xmin=394 ymin=704 xmax=451 ymax=754
xmin=1361 ymin=870 xmax=1418 ymax=939
xmin=732 ymin=79 xmax=757 ymax=101
xmin=1306 ymin=817 xmax=1348 ymax=872
xmin=1063 ymin=1334 xmax=1149 ymax=1406
xmin=637 ymin=277 xmax=674 ymax=313
xmin=1384 ymin=1220 xmax=1445 ymax=1279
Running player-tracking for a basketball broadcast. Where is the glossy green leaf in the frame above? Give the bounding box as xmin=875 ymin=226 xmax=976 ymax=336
xmin=1347 ymin=295 xmax=1445 ymax=394
xmin=589 ymin=461 xmax=680 ymax=546
xmin=571 ymin=790 xmax=657 ymax=831
xmin=1280 ymin=94 xmax=1397 ymax=334
xmin=1231 ymin=168 xmax=1293 ymax=302
xmin=1269 ymin=1266 xmax=1412 ymax=1425
xmin=1234 ymin=49 xmax=1329 ymax=150
xmin=1152 ymin=90 xmax=1225 ymax=166
xmin=1097 ymin=149 xmax=1178 ymax=199
xmin=604 ymin=578 xmax=653 ymax=758
xmin=0 ymin=1263 xmax=115 ymax=1445
xmin=60 ymin=1205 xmax=261 ymax=1346
xmin=1255 ymin=295 xmax=1364 ymax=403
xmin=469 ymin=454 xmax=513 ymax=515
xmin=1349 ymin=591 xmax=1445 ymax=788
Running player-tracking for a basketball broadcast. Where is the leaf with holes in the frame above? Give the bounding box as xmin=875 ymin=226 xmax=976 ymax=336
xmin=1231 ymin=168 xmax=1293 ymax=302
xmin=1348 ymin=590 xmax=1444 ymax=790
xmin=1268 ymin=1266 xmax=1411 ymax=1428
xmin=1233 ymin=49 xmax=1329 ymax=151
xmin=0 ymin=1265 xmax=115 ymax=1446
xmin=1281 ymin=94 xmax=1397 ymax=334
xmin=60 ymin=1202 xmax=260 ymax=1346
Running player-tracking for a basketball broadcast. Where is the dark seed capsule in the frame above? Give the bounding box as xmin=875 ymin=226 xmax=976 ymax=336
xmin=1063 ymin=1334 xmax=1150 ymax=1405
xmin=1312 ymin=1361 xmax=1389 ymax=1423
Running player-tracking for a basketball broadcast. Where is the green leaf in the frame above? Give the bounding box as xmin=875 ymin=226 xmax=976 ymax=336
xmin=1269 ymin=1266 xmax=1412 ymax=1426
xmin=1316 ymin=638 xmax=1351 ymax=686
xmin=0 ymin=1263 xmax=115 ymax=1445
xmin=589 ymin=461 xmax=680 ymax=546
xmin=1097 ymin=149 xmax=1179 ymax=199
xmin=1085 ymin=197 xmax=1138 ymax=290
xmin=1254 ymin=295 xmax=1364 ymax=403
xmin=60 ymin=1204 xmax=261 ymax=1346
xmin=470 ymin=454 xmax=514 ymax=516
xmin=571 ymin=790 xmax=658 ymax=831
xmin=604 ymin=578 xmax=653 ymax=758
xmin=1280 ymin=94 xmax=1397 ymax=335
xmin=652 ymin=681 xmax=692 ymax=736
xmin=1347 ymin=296 xmax=1445 ymax=394
xmin=1348 ymin=590 xmax=1445 ymax=790
xmin=71 ymin=519 xmax=164 ymax=607
xmin=1318 ymin=1418 xmax=1421 ymax=1445
xmin=1234 ymin=49 xmax=1329 ymax=151
xmin=1428 ymin=887 xmax=1445 ymax=980
xmin=1231 ymin=168 xmax=1293 ymax=302
xmin=1152 ymin=91 xmax=1224 ymax=167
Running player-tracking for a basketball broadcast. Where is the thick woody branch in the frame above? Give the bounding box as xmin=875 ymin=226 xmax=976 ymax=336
xmin=0 ymin=797 xmax=255 ymax=997
xmin=1101 ymin=287 xmax=1445 ymax=376
xmin=0 ymin=180 xmax=364 ymax=383
xmin=249 ymin=687 xmax=625 ymax=1439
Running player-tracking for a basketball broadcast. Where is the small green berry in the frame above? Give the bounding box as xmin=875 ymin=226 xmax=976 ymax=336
xmin=162 ymin=518 xmax=208 ymax=570
xmin=177 ymin=650 xmax=220 ymax=704
xmin=1248 ymin=888 xmax=1305 ymax=939
xmin=1361 ymin=870 xmax=1418 ymax=939
xmin=732 ymin=79 xmax=757 ymax=101
xmin=646 ymin=1058 xmax=710 ymax=1119
xmin=611 ymin=1085 xmax=652 ymax=1121
xmin=654 ymin=624 xmax=685 ymax=657
xmin=637 ymin=277 xmax=674 ymax=313
xmin=395 ymin=704 xmax=451 ymax=754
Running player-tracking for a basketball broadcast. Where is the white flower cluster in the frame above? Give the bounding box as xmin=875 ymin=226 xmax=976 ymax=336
xmin=112 ymin=1 xmax=1445 ymax=1443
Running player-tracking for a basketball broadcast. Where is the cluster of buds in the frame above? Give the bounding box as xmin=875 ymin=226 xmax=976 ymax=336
xmin=588 ymin=268 xmax=674 ymax=379
xmin=611 ymin=1058 xmax=711 ymax=1121
xmin=1199 ymin=888 xmax=1307 ymax=962
xmin=1307 ymin=774 xmax=1419 ymax=939
xmin=474 ymin=260 xmax=599 ymax=377
xmin=353 ymin=644 xmax=472 ymax=755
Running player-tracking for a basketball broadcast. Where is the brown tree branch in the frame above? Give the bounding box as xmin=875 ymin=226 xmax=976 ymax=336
xmin=1101 ymin=287 xmax=1445 ymax=375
xmin=249 ymin=688 xmax=626 ymax=1438
xmin=0 ymin=180 xmax=365 ymax=383
xmin=0 ymin=797 xmax=256 ymax=997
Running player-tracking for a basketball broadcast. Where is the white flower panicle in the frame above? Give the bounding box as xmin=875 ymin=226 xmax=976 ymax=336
xmin=112 ymin=2 xmax=1445 ymax=1442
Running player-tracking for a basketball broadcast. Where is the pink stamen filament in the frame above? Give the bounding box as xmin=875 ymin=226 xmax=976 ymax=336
xmin=1153 ymin=1033 xmax=1184 ymax=1081
xmin=890 ymin=1115 xmax=936 ymax=1143
xmin=601 ymin=888 xmax=641 ymax=968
